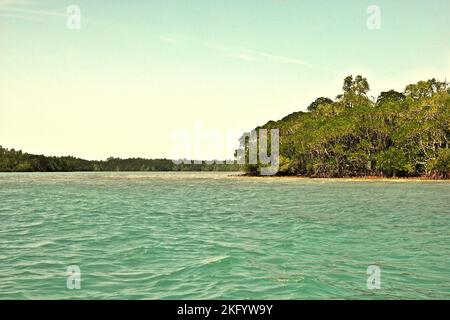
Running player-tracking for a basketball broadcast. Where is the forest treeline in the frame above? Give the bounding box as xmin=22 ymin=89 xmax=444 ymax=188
xmin=246 ymin=76 xmax=449 ymax=178
xmin=0 ymin=148 xmax=242 ymax=172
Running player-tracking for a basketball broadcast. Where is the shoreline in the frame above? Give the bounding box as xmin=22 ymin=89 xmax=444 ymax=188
xmin=0 ymin=171 xmax=448 ymax=182
xmin=236 ymin=174 xmax=450 ymax=182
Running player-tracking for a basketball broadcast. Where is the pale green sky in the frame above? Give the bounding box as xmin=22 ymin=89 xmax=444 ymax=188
xmin=0 ymin=0 xmax=449 ymax=160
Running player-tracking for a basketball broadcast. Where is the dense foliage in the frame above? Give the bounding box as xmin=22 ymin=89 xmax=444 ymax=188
xmin=0 ymin=148 xmax=242 ymax=172
xmin=247 ymin=76 xmax=450 ymax=178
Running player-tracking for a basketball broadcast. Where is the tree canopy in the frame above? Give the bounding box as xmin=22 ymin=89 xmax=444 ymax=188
xmin=244 ymin=76 xmax=449 ymax=178
xmin=0 ymin=147 xmax=242 ymax=172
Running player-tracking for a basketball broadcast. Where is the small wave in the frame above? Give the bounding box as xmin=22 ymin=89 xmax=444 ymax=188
xmin=198 ymin=255 xmax=230 ymax=266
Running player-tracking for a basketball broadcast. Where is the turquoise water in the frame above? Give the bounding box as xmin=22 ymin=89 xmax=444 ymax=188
xmin=0 ymin=172 xmax=449 ymax=299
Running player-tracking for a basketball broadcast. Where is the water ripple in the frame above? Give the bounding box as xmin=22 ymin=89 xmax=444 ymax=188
xmin=0 ymin=172 xmax=449 ymax=299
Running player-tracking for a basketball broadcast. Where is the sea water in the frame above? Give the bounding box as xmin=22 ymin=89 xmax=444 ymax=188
xmin=0 ymin=172 xmax=449 ymax=299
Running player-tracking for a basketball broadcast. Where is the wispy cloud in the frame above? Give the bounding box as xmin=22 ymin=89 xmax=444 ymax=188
xmin=223 ymin=47 xmax=313 ymax=67
xmin=209 ymin=42 xmax=336 ymax=72
xmin=224 ymin=52 xmax=259 ymax=62
xmin=0 ymin=1 xmax=125 ymax=32
xmin=0 ymin=12 xmax=44 ymax=22
xmin=158 ymin=36 xmax=334 ymax=72
xmin=159 ymin=35 xmax=184 ymax=47
xmin=0 ymin=0 xmax=32 ymax=7
xmin=0 ymin=1 xmax=66 ymax=22
xmin=1 ymin=7 xmax=66 ymax=18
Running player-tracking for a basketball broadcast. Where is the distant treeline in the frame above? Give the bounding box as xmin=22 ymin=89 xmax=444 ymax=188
xmin=244 ymin=76 xmax=449 ymax=179
xmin=0 ymin=148 xmax=242 ymax=172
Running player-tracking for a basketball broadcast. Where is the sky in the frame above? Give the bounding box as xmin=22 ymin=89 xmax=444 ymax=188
xmin=0 ymin=0 xmax=449 ymax=160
